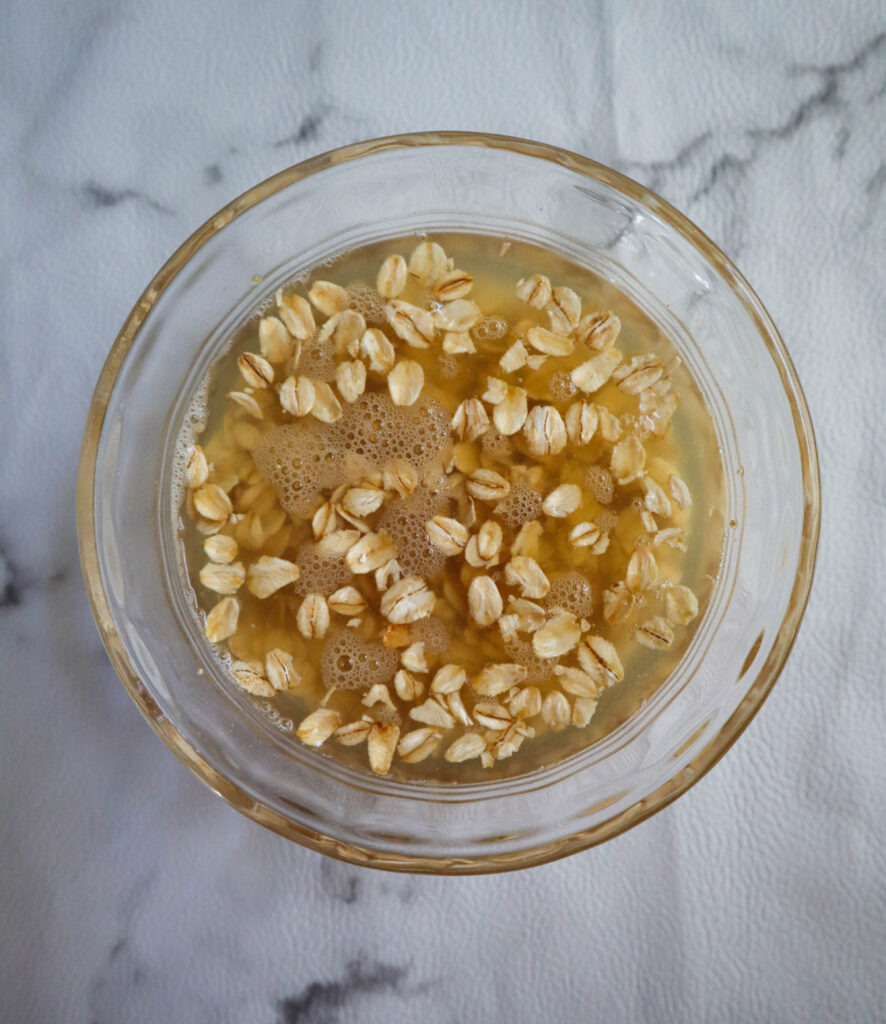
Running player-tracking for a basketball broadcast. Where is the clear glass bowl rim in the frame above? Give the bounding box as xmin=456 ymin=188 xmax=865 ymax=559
xmin=76 ymin=131 xmax=821 ymax=874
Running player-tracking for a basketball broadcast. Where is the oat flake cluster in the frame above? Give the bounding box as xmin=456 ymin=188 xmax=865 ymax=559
xmin=183 ymin=238 xmax=699 ymax=776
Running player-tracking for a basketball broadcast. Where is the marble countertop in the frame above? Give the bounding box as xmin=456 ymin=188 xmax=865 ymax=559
xmin=3 ymin=2 xmax=885 ymax=1021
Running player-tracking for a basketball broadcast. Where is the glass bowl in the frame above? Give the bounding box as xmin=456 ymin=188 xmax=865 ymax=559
xmin=77 ymin=132 xmax=820 ymax=873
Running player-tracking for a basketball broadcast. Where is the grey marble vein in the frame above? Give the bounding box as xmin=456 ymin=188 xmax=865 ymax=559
xmin=87 ymin=872 xmax=157 ymax=1024
xmin=318 ymin=858 xmax=363 ymax=905
xmin=614 ymin=29 xmax=886 ymax=256
xmin=272 ymin=110 xmax=329 ymax=150
xmin=277 ymin=960 xmax=410 ymax=1024
xmin=0 ymin=548 xmax=20 ymax=608
xmin=865 ymin=160 xmax=886 ymax=206
xmin=81 ymin=181 xmax=176 ymax=215
xmin=699 ymin=29 xmax=886 ymax=188
xmin=620 ymin=131 xmax=712 ymax=193
xmin=0 ymin=535 xmax=68 ymax=611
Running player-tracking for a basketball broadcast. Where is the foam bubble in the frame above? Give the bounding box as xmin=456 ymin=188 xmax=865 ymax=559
xmin=472 ymin=315 xmax=508 ymax=341
xmin=347 ymin=285 xmax=386 ymax=326
xmin=370 ymin=705 xmax=401 ymax=725
xmin=504 ymin=638 xmax=559 ymax=683
xmin=586 ymin=465 xmax=614 ymax=505
xmin=254 ymin=393 xmax=451 ymax=517
xmin=321 ymin=629 xmax=398 ymax=691
xmin=295 ymin=542 xmax=354 ymax=595
xmin=171 ymin=370 xmax=211 ymax=518
xmin=596 ymin=509 xmax=619 ymax=532
xmin=414 ymin=616 xmax=450 ymax=654
xmin=379 ymin=486 xmax=449 ymax=578
xmin=438 ymin=353 xmax=460 ymax=379
xmin=297 ymin=338 xmax=337 ymax=381
xmin=549 ymin=370 xmax=577 ymax=401
xmin=481 ymin=428 xmax=512 ymax=462
xmin=495 ymin=482 xmax=543 ymax=529
xmin=546 ymin=571 xmax=594 ymax=618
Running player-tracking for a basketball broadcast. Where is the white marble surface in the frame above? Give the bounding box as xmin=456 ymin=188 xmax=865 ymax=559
xmin=2 ymin=1 xmax=885 ymax=1021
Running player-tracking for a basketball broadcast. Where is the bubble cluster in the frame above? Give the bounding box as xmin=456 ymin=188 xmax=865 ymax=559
xmin=171 ymin=372 xmax=210 ymax=516
xmin=295 ymin=542 xmax=354 ymax=595
xmin=472 ymin=315 xmax=508 ymax=341
xmin=481 ymin=428 xmax=512 ymax=461
xmin=596 ymin=509 xmax=619 ymax=533
xmin=321 ymin=629 xmax=398 ymax=691
xmin=504 ymin=638 xmax=559 ymax=684
xmin=549 ymin=370 xmax=577 ymax=401
xmin=370 ymin=705 xmax=401 ymax=725
xmin=495 ymin=482 xmax=543 ymax=529
xmin=414 ymin=615 xmax=450 ymax=655
xmin=254 ymin=394 xmax=451 ymax=517
xmin=546 ymin=571 xmax=594 ymax=618
xmin=379 ymin=486 xmax=449 ymax=578
xmin=586 ymin=465 xmax=614 ymax=505
xmin=438 ymin=353 xmax=460 ymax=380
xmin=297 ymin=338 xmax=337 ymax=381
xmin=347 ymin=284 xmax=386 ymax=326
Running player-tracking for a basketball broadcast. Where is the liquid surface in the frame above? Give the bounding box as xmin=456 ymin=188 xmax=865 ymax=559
xmin=176 ymin=233 xmax=725 ymax=783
